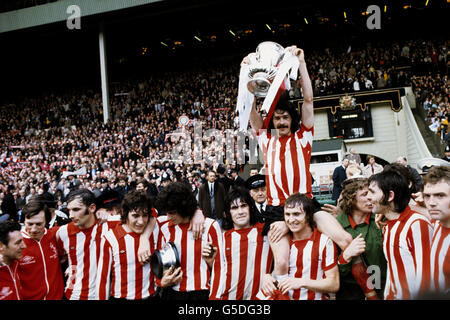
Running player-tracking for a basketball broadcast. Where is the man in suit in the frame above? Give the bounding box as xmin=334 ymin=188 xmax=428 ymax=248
xmin=198 ymin=170 xmax=226 ymax=227
xmin=1 ymin=185 xmax=18 ymax=222
xmin=396 ymin=156 xmax=422 ymax=193
xmin=332 ymin=158 xmax=349 ymax=203
xmin=230 ymin=168 xmax=245 ymax=188
xmin=216 ymin=165 xmax=233 ymax=193
xmin=245 ymin=174 xmax=267 ymax=223
xmin=362 ymin=155 xmax=383 ymax=178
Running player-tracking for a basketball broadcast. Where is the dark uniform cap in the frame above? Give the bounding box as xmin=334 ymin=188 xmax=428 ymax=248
xmin=245 ymin=174 xmax=266 ymax=190
xmin=96 ymin=190 xmax=122 ymax=209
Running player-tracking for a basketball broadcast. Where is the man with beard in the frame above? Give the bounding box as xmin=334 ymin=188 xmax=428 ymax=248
xmin=367 ymin=170 xmax=433 ymax=299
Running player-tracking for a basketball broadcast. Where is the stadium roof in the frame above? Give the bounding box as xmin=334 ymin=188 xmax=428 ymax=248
xmin=0 ymin=0 xmax=448 ymax=99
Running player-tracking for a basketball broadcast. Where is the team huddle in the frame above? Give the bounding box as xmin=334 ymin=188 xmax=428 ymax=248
xmin=0 ymin=46 xmax=449 ymax=301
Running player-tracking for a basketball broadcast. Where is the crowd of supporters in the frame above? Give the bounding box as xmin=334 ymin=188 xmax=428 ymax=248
xmin=412 ymin=73 xmax=450 ymax=143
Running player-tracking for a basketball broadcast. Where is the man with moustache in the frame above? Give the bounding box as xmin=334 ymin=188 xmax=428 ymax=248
xmin=246 ymin=45 xmax=352 ymax=287
xmin=367 ymin=170 xmax=433 ymax=299
xmin=336 ymin=177 xmax=387 ymax=300
xmin=421 ymin=166 xmax=450 ymax=295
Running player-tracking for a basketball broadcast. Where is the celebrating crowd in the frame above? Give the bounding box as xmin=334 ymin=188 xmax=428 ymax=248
xmin=0 ymin=40 xmax=449 ymax=301
xmin=412 ymin=73 xmax=450 ymax=143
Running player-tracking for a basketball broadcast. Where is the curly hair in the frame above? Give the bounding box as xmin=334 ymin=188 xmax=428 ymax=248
xmin=155 ymin=182 xmax=197 ymax=219
xmin=121 ymin=190 xmax=153 ymax=224
xmin=222 ymin=186 xmax=257 ymax=231
xmin=338 ymin=178 xmax=369 ymax=216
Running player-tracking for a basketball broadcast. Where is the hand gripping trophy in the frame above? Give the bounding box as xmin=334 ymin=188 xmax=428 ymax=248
xmin=236 ymin=41 xmax=302 ymax=131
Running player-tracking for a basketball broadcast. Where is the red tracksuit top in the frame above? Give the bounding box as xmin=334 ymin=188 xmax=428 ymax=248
xmin=19 ymin=227 xmax=65 ymax=300
xmin=0 ymin=260 xmax=22 ymax=300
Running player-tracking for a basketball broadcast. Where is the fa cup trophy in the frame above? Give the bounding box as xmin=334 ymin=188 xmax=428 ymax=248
xmin=247 ymin=41 xmax=286 ymax=98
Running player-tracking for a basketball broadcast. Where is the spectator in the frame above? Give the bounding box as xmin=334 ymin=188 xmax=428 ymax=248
xmin=332 ymin=158 xmax=349 ymax=203
xmin=347 ymin=148 xmax=362 ymax=165
xmin=198 ymin=170 xmax=226 ymax=226
xmin=362 ymin=155 xmax=384 ymax=177
xmin=396 ymin=156 xmax=423 ymax=193
xmin=216 ymin=165 xmax=233 ymax=193
xmin=230 ymin=168 xmax=245 ymax=188
xmin=1 ymin=185 xmax=18 ymax=222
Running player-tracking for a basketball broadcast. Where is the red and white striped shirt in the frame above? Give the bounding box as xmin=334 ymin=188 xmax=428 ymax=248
xmin=287 ymin=228 xmax=337 ymax=300
xmin=157 ymin=216 xmax=225 ymax=299
xmin=430 ymin=221 xmax=450 ymax=293
xmin=96 ymin=222 xmax=160 ymax=300
xmin=55 ymin=219 xmax=120 ymax=300
xmin=257 ymin=124 xmax=314 ymax=206
xmin=222 ymin=222 xmax=273 ymax=300
xmin=382 ymin=206 xmax=433 ymax=300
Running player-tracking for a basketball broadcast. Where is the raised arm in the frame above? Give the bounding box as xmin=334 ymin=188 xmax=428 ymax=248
xmin=287 ymin=46 xmax=314 ymax=129
xmin=249 ymin=99 xmax=263 ymax=132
